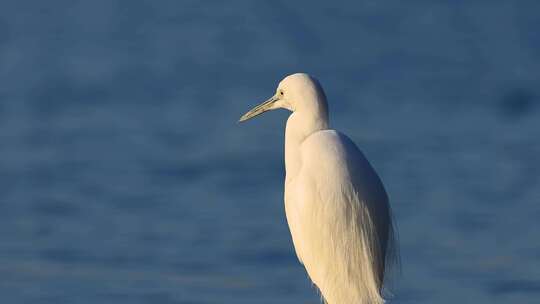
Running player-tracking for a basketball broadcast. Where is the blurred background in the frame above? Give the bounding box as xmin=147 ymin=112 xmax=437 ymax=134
xmin=1 ymin=1 xmax=539 ymax=303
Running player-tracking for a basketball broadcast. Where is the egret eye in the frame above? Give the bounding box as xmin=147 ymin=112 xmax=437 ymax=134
xmin=280 ymin=90 xmax=284 ymax=96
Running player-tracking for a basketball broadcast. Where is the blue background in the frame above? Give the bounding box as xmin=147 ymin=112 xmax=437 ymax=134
xmin=1 ymin=1 xmax=539 ymax=303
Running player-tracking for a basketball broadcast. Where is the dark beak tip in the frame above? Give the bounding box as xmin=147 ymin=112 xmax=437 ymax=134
xmin=238 ymin=116 xmax=247 ymax=123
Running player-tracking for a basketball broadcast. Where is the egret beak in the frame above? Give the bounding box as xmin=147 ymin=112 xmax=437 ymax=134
xmin=238 ymin=96 xmax=278 ymax=122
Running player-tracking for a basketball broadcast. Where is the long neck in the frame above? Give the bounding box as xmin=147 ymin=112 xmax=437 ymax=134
xmin=284 ymin=108 xmax=329 ymax=183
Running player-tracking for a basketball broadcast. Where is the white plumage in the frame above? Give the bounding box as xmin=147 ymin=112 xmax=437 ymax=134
xmin=240 ymin=73 xmax=398 ymax=304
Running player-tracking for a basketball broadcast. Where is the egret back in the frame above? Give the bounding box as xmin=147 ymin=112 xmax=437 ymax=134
xmin=284 ymin=130 xmax=397 ymax=304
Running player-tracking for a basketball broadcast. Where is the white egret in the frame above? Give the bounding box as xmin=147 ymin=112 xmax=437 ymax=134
xmin=239 ymin=73 xmax=398 ymax=304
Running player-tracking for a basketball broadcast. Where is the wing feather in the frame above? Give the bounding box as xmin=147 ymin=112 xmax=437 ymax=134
xmin=290 ymin=130 xmax=397 ymax=304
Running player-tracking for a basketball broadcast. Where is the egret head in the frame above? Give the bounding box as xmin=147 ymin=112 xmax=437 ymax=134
xmin=239 ymin=73 xmax=328 ymax=123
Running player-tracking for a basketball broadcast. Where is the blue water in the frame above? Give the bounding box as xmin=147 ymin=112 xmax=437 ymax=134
xmin=1 ymin=1 xmax=539 ymax=303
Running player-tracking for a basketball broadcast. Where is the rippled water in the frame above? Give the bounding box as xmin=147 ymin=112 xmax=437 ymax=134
xmin=1 ymin=1 xmax=539 ymax=303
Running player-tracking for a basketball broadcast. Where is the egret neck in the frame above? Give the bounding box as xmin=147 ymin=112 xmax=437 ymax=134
xmin=284 ymin=92 xmax=329 ymax=184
